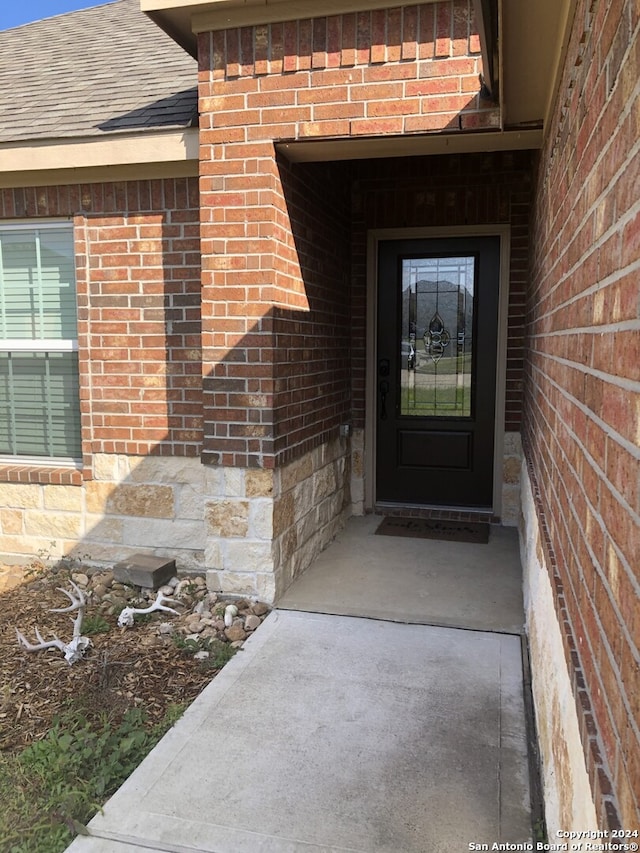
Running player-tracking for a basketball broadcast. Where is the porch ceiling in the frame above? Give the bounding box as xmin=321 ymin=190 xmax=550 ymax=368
xmin=142 ymin=0 xmax=576 ymax=136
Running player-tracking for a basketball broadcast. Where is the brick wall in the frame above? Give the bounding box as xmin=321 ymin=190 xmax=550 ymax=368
xmin=274 ymin=156 xmax=352 ymax=462
xmin=198 ymin=0 xmax=498 ymax=469
xmin=349 ymin=150 xmax=532 ymax=432
xmin=0 ymin=178 xmax=202 ymax=480
xmin=525 ymin=0 xmax=640 ymax=828
xmin=199 ymin=0 xmax=497 ymax=144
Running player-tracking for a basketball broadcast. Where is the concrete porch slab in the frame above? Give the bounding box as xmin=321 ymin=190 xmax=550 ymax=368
xmin=67 ymin=609 xmax=532 ymax=853
xmin=277 ymin=515 xmax=525 ymax=634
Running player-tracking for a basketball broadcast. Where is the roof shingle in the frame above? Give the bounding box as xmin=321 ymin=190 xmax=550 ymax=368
xmin=0 ymin=0 xmax=198 ymax=144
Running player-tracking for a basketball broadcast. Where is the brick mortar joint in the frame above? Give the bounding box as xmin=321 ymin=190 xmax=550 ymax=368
xmin=521 ymin=430 xmax=621 ymax=830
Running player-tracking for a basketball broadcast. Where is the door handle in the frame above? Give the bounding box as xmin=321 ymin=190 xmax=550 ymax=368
xmin=379 ymin=380 xmax=389 ymax=420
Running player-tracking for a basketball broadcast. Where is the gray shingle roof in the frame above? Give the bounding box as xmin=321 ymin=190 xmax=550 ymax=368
xmin=0 ymin=0 xmax=197 ymax=144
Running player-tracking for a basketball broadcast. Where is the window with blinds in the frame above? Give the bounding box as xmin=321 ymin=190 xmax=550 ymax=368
xmin=0 ymin=223 xmax=81 ymax=462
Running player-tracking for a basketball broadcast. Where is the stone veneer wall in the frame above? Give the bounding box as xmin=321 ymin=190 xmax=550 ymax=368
xmin=520 ymin=464 xmax=599 ymax=833
xmin=0 ymin=438 xmax=351 ymax=605
xmin=205 ymin=435 xmax=351 ymax=602
xmin=0 ymin=455 xmax=207 ymax=572
xmin=501 ymin=432 xmax=522 ymax=526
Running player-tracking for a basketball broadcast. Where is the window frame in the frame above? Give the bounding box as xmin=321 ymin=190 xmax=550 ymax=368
xmin=0 ymin=219 xmax=82 ymax=468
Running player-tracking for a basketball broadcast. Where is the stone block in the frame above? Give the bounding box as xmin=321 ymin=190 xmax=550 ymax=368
xmin=217 ymin=571 xmax=258 ymax=596
xmin=107 ymin=484 xmax=174 ymax=518
xmin=83 ymin=515 xmax=124 ymax=544
xmin=273 ymin=491 xmax=295 ymax=536
xmin=205 ymin=500 xmax=249 ymax=537
xmin=313 ymin=463 xmax=338 ymax=502
xmin=256 ymin=572 xmax=276 ymax=604
xmin=204 ymin=466 xmax=224 ymax=495
xmin=503 ymin=457 xmax=522 ymax=485
xmin=249 ymin=500 xmax=273 ymax=539
xmin=245 ymin=469 xmax=274 ymax=497
xmin=113 ymin=553 xmax=176 ymax=589
xmin=205 ymin=569 xmax=223 ymax=592
xmin=122 ymin=518 xmax=205 ymax=550
xmin=24 ymin=511 xmax=82 ymax=539
xmin=223 ymin=468 xmax=245 ymax=497
xmin=0 ymin=533 xmax=50 ymax=556
xmin=293 ymin=479 xmax=314 ymax=523
xmin=503 ymin=431 xmax=523 ymax=455
xmin=224 ymin=540 xmax=274 ymax=573
xmin=177 ymin=484 xmax=204 ymax=520
xmin=1 ymin=509 xmax=24 ymax=535
xmin=92 ymin=453 xmax=130 ymax=482
xmin=0 ymin=483 xmax=42 ymax=509
xmin=85 ymin=481 xmax=117 ymax=514
xmin=43 ymin=485 xmax=83 ymax=512
xmin=280 ymin=454 xmax=313 ymax=492
xmin=501 ymin=485 xmax=520 ymax=527
xmin=204 ymin=540 xmax=223 ymax=570
xmin=128 ymin=455 xmax=204 ymax=485
xmin=278 ymin=526 xmax=298 ymax=562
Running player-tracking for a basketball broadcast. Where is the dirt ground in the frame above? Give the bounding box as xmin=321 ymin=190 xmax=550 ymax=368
xmin=0 ymin=561 xmax=260 ymax=753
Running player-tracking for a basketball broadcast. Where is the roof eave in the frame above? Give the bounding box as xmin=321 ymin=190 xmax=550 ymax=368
xmin=0 ymin=127 xmax=199 ymax=188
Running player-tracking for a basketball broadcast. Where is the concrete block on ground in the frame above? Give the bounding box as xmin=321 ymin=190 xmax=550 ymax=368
xmin=113 ymin=554 xmax=176 ymax=589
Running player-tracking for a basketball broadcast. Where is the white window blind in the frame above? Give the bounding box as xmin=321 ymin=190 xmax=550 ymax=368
xmin=0 ymin=224 xmax=81 ymax=461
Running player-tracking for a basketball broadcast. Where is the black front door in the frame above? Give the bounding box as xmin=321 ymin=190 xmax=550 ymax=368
xmin=376 ymin=236 xmax=500 ymax=508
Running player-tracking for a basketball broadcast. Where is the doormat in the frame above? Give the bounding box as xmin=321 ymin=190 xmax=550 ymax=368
xmin=375 ymin=516 xmax=490 ymax=544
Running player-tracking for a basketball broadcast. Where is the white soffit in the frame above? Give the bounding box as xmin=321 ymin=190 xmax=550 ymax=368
xmin=501 ymin=0 xmax=577 ymax=127
xmin=277 ymin=127 xmax=542 ymax=163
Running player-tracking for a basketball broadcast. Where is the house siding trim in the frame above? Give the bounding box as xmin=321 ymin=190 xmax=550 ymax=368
xmin=0 ymin=129 xmax=199 ymax=188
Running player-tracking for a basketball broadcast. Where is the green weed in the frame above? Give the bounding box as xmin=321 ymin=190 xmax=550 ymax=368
xmin=81 ymin=614 xmax=111 ymax=636
xmin=0 ymin=704 xmax=184 ymax=853
xmin=172 ymin=634 xmax=237 ymax=669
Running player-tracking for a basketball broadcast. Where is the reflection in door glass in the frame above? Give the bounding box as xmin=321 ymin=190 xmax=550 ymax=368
xmin=401 ymin=256 xmax=475 ymax=417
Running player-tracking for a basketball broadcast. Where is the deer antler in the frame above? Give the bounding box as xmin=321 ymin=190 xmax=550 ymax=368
xmin=117 ymin=592 xmax=183 ymax=628
xmin=16 ymin=580 xmax=91 ymax=665
xmin=15 ymin=627 xmax=67 ymax=656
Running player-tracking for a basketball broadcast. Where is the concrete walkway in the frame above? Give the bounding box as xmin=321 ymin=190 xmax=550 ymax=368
xmin=278 ymin=515 xmax=525 ymax=634
xmin=67 ymin=521 xmax=533 ymax=853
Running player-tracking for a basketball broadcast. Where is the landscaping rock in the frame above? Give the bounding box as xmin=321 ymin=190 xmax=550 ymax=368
xmin=225 ymin=623 xmax=247 ymax=643
xmin=244 ymin=614 xmax=261 ymax=631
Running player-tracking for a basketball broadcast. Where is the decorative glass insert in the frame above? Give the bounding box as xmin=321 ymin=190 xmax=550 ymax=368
xmin=0 ymin=224 xmax=81 ymax=461
xmin=400 ymin=255 xmax=475 ymax=417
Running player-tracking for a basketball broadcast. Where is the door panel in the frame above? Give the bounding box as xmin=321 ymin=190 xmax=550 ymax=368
xmin=376 ymin=237 xmax=500 ymax=508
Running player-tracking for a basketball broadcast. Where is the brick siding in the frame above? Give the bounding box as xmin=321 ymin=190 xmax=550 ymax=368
xmin=0 ymin=179 xmax=202 ymax=480
xmin=198 ymin=0 xmax=496 ymax=143
xmin=198 ymin=0 xmax=502 ymax=469
xmin=525 ymin=0 xmax=640 ymax=828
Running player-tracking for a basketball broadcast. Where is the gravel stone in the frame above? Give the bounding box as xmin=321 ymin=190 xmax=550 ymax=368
xmin=225 ymin=624 xmax=247 ymax=642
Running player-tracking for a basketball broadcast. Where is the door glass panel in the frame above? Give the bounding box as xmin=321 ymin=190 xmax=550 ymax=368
xmin=401 ymin=255 xmax=475 ymax=417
